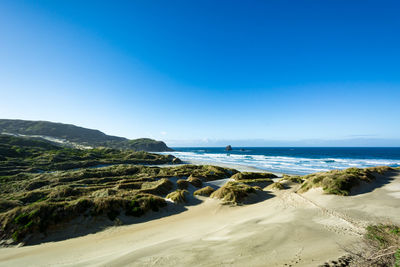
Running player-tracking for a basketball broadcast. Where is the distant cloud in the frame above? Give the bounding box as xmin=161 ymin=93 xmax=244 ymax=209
xmin=160 ymin=131 xmax=167 ymax=136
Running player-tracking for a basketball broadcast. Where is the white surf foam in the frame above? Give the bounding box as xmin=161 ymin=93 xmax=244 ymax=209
xmin=161 ymin=151 xmax=400 ymax=175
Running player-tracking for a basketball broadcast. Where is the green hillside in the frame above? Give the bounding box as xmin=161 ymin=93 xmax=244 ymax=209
xmin=0 ymin=119 xmax=172 ymax=152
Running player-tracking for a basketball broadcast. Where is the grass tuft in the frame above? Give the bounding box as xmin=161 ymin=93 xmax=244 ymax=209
xmin=265 ymin=182 xmax=285 ymax=191
xmin=176 ymin=179 xmax=189 ymax=189
xmin=297 ymin=166 xmax=394 ymax=195
xmin=193 ymin=186 xmax=215 ymax=197
xmin=187 ymin=176 xmax=203 ymax=188
xmin=166 ymin=189 xmax=188 ymax=204
xmin=211 ymin=182 xmax=256 ymax=204
xmin=231 ymin=172 xmax=277 ymax=180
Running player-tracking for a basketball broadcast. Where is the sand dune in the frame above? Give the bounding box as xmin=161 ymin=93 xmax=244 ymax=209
xmin=0 ymin=170 xmax=399 ymax=267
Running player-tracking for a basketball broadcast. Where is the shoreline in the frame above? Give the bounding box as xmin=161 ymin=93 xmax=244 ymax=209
xmin=161 ymin=148 xmax=400 ymax=176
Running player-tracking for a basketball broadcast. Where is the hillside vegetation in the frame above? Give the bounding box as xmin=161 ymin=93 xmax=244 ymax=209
xmin=0 ymin=135 xmax=175 ymax=176
xmin=0 ymin=119 xmax=172 ymax=151
xmin=0 ymin=163 xmax=240 ymax=243
xmin=0 ymin=135 xmax=245 ymax=243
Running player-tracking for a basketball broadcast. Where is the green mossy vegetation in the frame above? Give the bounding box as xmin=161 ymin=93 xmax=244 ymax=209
xmin=297 ymin=166 xmax=394 ymax=196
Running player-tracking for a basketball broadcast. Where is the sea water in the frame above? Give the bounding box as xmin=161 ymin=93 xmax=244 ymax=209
xmin=164 ymin=147 xmax=400 ymax=175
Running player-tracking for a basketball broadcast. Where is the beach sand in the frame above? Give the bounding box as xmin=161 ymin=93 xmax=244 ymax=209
xmin=0 ymin=170 xmax=399 ymax=267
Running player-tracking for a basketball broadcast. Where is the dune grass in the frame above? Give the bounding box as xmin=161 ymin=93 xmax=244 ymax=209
xmin=186 ymin=176 xmax=203 ymax=188
xmin=176 ymin=179 xmax=189 ymax=189
xmin=231 ymin=172 xmax=277 ymax=180
xmin=193 ymin=186 xmax=215 ymax=197
xmin=265 ymin=182 xmax=285 ymax=191
xmin=140 ymin=178 xmax=173 ymax=195
xmin=166 ymin=189 xmax=188 ymax=204
xmin=0 ymin=159 xmax=245 ymax=243
xmin=279 ymin=175 xmax=304 ymax=184
xmin=211 ymin=182 xmax=256 ymax=204
xmin=1 ymin=194 xmax=167 ymax=242
xmin=181 ymin=165 xmax=238 ymax=181
xmin=297 ymin=166 xmax=394 ymax=196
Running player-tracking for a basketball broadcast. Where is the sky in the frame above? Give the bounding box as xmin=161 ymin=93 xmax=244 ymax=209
xmin=0 ymin=0 xmax=399 ymax=147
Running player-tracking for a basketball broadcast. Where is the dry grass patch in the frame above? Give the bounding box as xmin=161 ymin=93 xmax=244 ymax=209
xmin=333 ymin=224 xmax=400 ymax=267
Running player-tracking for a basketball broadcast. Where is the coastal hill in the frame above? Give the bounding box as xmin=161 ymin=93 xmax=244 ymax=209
xmin=0 ymin=119 xmax=172 ymax=152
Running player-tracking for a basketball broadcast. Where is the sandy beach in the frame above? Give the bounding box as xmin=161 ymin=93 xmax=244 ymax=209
xmin=0 ymin=166 xmax=399 ymax=267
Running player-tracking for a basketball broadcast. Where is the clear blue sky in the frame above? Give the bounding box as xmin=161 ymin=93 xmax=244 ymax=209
xmin=1 ymin=0 xmax=399 ymax=146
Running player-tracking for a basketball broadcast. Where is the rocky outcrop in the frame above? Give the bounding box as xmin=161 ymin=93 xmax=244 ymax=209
xmin=225 ymin=145 xmax=232 ymax=151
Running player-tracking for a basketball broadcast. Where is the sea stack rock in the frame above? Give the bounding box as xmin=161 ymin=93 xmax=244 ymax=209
xmin=225 ymin=145 xmax=232 ymax=151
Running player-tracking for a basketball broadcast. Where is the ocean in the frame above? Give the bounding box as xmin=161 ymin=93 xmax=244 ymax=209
xmin=165 ymin=147 xmax=400 ymax=175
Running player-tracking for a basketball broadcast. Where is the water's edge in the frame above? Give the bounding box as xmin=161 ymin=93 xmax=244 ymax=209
xmin=161 ymin=147 xmax=400 ymax=175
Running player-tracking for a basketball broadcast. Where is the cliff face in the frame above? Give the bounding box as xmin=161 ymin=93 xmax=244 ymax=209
xmin=0 ymin=119 xmax=173 ymax=152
